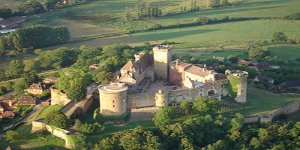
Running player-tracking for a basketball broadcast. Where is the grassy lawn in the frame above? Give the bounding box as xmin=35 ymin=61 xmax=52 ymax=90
xmin=202 ymin=51 xmax=247 ymax=59
xmin=130 ymin=20 xmax=300 ymax=43
xmin=0 ymin=105 xmax=64 ymax=150
xmin=267 ymin=44 xmax=300 ymax=61
xmin=101 ymin=120 xmax=155 ymax=134
xmin=221 ymin=88 xmax=300 ymax=118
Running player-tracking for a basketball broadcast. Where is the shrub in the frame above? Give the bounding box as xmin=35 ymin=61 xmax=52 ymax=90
xmin=0 ymin=86 xmax=7 ymax=95
xmin=45 ymin=110 xmax=69 ymax=128
xmin=37 ymin=89 xmax=51 ymax=100
xmin=5 ymin=81 xmax=14 ymax=91
xmin=4 ymin=130 xmax=21 ymax=143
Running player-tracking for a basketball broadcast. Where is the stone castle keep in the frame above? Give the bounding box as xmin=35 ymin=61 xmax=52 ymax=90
xmin=98 ymin=45 xmax=248 ymax=116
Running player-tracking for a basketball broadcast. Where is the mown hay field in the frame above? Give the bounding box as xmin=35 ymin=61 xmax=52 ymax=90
xmin=129 ymin=20 xmax=300 ymax=43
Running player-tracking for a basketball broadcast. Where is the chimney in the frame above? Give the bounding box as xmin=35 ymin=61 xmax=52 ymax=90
xmin=9 ymin=100 xmax=12 ymax=107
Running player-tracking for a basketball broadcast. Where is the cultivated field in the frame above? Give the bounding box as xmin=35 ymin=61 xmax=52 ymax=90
xmin=268 ymin=45 xmax=300 ymax=61
xmin=42 ymin=35 xmax=160 ymax=50
xmin=130 ymin=20 xmax=300 ymax=43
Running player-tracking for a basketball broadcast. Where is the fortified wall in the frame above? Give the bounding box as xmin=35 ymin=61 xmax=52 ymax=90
xmin=50 ymin=86 xmax=71 ymax=105
xmin=31 ymin=118 xmax=75 ymax=149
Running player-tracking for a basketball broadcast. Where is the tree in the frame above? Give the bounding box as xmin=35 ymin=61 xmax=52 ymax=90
xmin=67 ymin=84 xmax=87 ymax=102
xmin=0 ymin=36 xmax=6 ymax=54
xmin=45 ymin=110 xmax=69 ymax=128
xmin=0 ymin=86 xmax=7 ymax=95
xmin=5 ymin=81 xmax=14 ymax=91
xmin=272 ymin=32 xmax=287 ymax=44
xmin=192 ymin=96 xmax=221 ymax=116
xmin=180 ymin=101 xmax=190 ymax=115
xmin=194 ymin=15 xmax=209 ymax=25
xmin=22 ymin=71 xmax=39 ymax=85
xmin=13 ymin=79 xmax=29 ymax=94
xmin=74 ymin=119 xmax=82 ymax=131
xmin=210 ymin=0 xmax=220 ymax=7
xmin=228 ymin=55 xmax=239 ymax=63
xmin=9 ymin=60 xmax=24 ymax=77
xmin=0 ymin=7 xmax=12 ymax=19
xmin=248 ymin=46 xmax=269 ymax=59
xmin=222 ymin=0 xmax=228 ymax=6
xmin=96 ymin=71 xmax=113 ymax=84
xmin=4 ymin=130 xmax=21 ymax=143
xmin=152 ymin=107 xmax=175 ymax=127
xmin=124 ymin=7 xmax=131 ymax=21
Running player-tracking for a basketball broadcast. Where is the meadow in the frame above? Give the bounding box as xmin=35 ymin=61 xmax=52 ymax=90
xmin=129 ymin=20 xmax=300 ymax=43
xmin=268 ymin=44 xmax=300 ymax=61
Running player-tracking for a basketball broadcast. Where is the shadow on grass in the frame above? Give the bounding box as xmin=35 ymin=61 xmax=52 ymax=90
xmin=31 ymin=145 xmax=67 ymax=150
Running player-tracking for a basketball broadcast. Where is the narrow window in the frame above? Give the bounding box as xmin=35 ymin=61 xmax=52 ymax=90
xmin=113 ymin=100 xmax=114 ymax=102
xmin=113 ymin=105 xmax=115 ymax=107
xmin=241 ymin=90 xmax=243 ymax=92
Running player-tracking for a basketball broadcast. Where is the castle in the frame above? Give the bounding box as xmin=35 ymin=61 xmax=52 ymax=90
xmin=98 ymin=45 xmax=248 ymax=116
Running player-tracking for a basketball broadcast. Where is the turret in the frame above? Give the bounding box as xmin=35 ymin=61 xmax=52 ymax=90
xmin=98 ymin=83 xmax=128 ymax=116
xmin=155 ymin=90 xmax=168 ymax=107
xmin=225 ymin=70 xmax=248 ymax=103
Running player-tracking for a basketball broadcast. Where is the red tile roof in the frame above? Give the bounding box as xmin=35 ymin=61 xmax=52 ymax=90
xmin=257 ymin=75 xmax=273 ymax=82
xmin=18 ymin=96 xmax=37 ymax=105
xmin=185 ymin=66 xmax=213 ymax=77
xmin=237 ymin=60 xmax=251 ymax=65
xmin=1 ymin=111 xmax=15 ymax=118
xmin=121 ymin=60 xmax=140 ymax=71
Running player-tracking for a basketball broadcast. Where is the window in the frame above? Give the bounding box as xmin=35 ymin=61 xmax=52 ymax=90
xmin=200 ymin=93 xmax=203 ymax=96
xmin=221 ymin=85 xmax=224 ymax=87
xmin=113 ymin=105 xmax=115 ymax=107
xmin=241 ymin=90 xmax=243 ymax=92
xmin=221 ymin=89 xmax=223 ymax=92
xmin=113 ymin=100 xmax=114 ymax=102
xmin=211 ymin=87 xmax=213 ymax=89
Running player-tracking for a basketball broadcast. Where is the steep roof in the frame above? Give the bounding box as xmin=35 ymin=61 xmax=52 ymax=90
xmin=1 ymin=111 xmax=15 ymax=118
xmin=134 ymin=53 xmax=154 ymax=70
xmin=237 ymin=60 xmax=251 ymax=65
xmin=256 ymin=63 xmax=269 ymax=71
xmin=121 ymin=60 xmax=140 ymax=71
xmin=0 ymin=100 xmax=18 ymax=109
xmin=43 ymin=77 xmax=58 ymax=83
xmin=214 ymin=73 xmax=228 ymax=82
xmin=185 ymin=65 xmax=214 ymax=77
xmin=27 ymin=83 xmax=48 ymax=90
xmin=18 ymin=96 xmax=37 ymax=105
xmin=282 ymin=80 xmax=300 ymax=88
xmin=257 ymin=75 xmax=273 ymax=82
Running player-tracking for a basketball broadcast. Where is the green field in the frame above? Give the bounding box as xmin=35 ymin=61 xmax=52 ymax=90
xmin=222 ymin=88 xmax=300 ymax=118
xmin=130 ymin=20 xmax=300 ymax=43
xmin=147 ymin=0 xmax=300 ymax=26
xmin=268 ymin=44 xmax=300 ymax=61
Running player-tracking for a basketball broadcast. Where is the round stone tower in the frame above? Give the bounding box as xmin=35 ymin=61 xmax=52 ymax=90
xmin=225 ymin=70 xmax=248 ymax=103
xmin=155 ymin=90 xmax=169 ymax=107
xmin=98 ymin=83 xmax=128 ymax=116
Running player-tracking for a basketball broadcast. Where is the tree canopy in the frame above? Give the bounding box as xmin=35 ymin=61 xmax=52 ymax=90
xmin=152 ymin=107 xmax=175 ymax=127
xmin=272 ymin=32 xmax=287 ymax=44
xmin=45 ymin=110 xmax=69 ymax=128
xmin=192 ymin=96 xmax=221 ymax=116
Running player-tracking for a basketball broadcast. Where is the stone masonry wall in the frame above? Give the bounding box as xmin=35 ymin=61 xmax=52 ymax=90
xmin=127 ymin=92 xmax=156 ymax=109
xmin=50 ymin=87 xmax=71 ymax=105
xmin=129 ymin=107 xmax=160 ymax=122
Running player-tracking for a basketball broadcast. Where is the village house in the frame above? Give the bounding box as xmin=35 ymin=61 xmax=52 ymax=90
xmin=270 ymin=85 xmax=286 ymax=93
xmin=213 ymin=56 xmax=231 ymax=63
xmin=0 ymin=100 xmax=18 ymax=120
xmin=250 ymin=63 xmax=269 ymax=71
xmin=18 ymin=96 xmax=38 ymax=105
xmin=282 ymin=80 xmax=300 ymax=90
xmin=0 ymin=16 xmax=25 ymax=29
xmin=89 ymin=64 xmax=99 ymax=71
xmin=25 ymin=83 xmax=49 ymax=95
xmin=253 ymin=75 xmax=274 ymax=85
xmin=43 ymin=77 xmax=58 ymax=84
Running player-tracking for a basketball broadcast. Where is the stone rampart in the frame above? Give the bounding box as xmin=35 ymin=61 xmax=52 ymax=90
xmin=244 ymin=117 xmax=259 ymax=124
xmin=50 ymin=87 xmax=71 ymax=105
xmin=127 ymin=92 xmax=156 ymax=109
xmin=129 ymin=107 xmax=160 ymax=122
xmin=31 ymin=118 xmax=75 ymax=149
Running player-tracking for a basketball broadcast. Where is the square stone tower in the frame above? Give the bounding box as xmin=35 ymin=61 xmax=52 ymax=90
xmin=153 ymin=45 xmax=173 ymax=79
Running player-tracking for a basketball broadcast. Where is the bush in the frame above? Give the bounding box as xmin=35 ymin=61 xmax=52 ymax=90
xmin=37 ymin=89 xmax=51 ymax=100
xmin=4 ymin=130 xmax=21 ymax=143
xmin=194 ymin=15 xmax=209 ymax=25
xmin=5 ymin=81 xmax=14 ymax=91
xmin=0 ymin=86 xmax=7 ymax=95
xmin=45 ymin=110 xmax=69 ymax=128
